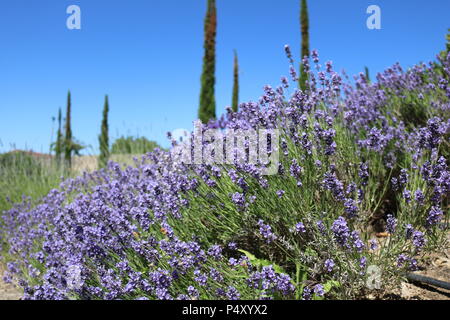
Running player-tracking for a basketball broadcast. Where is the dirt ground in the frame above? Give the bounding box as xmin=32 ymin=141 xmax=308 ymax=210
xmin=396 ymin=257 xmax=450 ymax=300
xmin=0 ymin=264 xmax=22 ymax=300
xmin=384 ymin=233 xmax=450 ymax=300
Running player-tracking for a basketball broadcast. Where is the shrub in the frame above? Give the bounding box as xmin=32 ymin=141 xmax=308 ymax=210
xmin=1 ymin=50 xmax=449 ymax=300
xmin=110 ymin=136 xmax=162 ymax=155
xmin=0 ymin=151 xmax=62 ymax=215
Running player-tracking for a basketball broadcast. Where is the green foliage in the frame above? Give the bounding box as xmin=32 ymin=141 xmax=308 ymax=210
xmin=63 ymin=91 xmax=85 ymax=169
xmin=198 ymin=0 xmax=217 ymax=123
xmin=438 ymin=29 xmax=450 ymax=64
xmin=299 ymin=0 xmax=310 ymax=91
xmin=64 ymin=91 xmax=73 ymax=168
xmin=313 ymin=281 xmax=341 ymax=300
xmin=98 ymin=95 xmax=110 ymax=168
xmin=110 ymin=136 xmax=162 ymax=155
xmin=365 ymin=66 xmax=371 ymax=83
xmin=52 ymin=107 xmax=63 ymax=166
xmin=171 ymin=78 xmax=449 ymax=298
xmin=446 ymin=28 xmax=450 ymax=53
xmin=0 ymin=151 xmax=42 ymax=176
xmin=232 ymin=50 xmax=239 ymax=112
xmin=238 ymin=249 xmax=286 ymax=274
xmin=0 ymin=152 xmax=62 ymax=214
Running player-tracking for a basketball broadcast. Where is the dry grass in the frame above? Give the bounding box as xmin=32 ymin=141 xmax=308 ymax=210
xmin=72 ymin=154 xmax=142 ymax=174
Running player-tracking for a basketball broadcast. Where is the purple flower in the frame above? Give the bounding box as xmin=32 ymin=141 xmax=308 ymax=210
xmin=289 ymin=65 xmax=298 ymax=82
xmin=362 ymin=127 xmax=388 ymax=152
xmin=312 ymin=50 xmax=320 ymax=63
xmin=228 ymin=258 xmax=238 ymax=267
xmin=323 ymin=172 xmax=345 ymax=201
xmin=359 ymin=256 xmax=367 ymax=270
xmin=225 ymin=286 xmax=240 ymax=300
xmin=294 ymin=222 xmax=306 ymax=233
xmin=207 ymin=245 xmax=223 ymax=260
xmin=402 ymin=189 xmax=412 ymax=203
xmin=398 ymin=169 xmax=409 ymax=186
xmin=324 ymin=259 xmax=335 ymax=272
xmin=276 ymin=190 xmax=285 ymax=198
xmin=397 ymin=254 xmax=408 ymax=268
xmin=405 ymin=224 xmax=414 ymax=239
xmin=281 ymin=76 xmax=289 ymax=88
xmin=351 ymin=231 xmax=365 ymax=253
xmin=391 ymin=177 xmax=399 ymax=191
xmin=257 ymin=220 xmax=277 ymax=243
xmin=386 ymin=214 xmax=397 ymax=234
xmin=302 ymin=286 xmax=312 ymax=300
xmin=231 ymin=192 xmax=246 ymax=210
xmin=316 ymin=220 xmax=326 ymax=234
xmin=344 ymin=198 xmax=358 ymax=218
xmin=315 ymin=160 xmax=322 ymax=168
xmin=346 ymin=182 xmax=357 ymax=195
xmin=284 ymin=44 xmax=293 ymax=63
xmin=369 ymin=239 xmax=378 ymax=251
xmin=426 ymin=206 xmax=443 ymax=228
xmin=228 ymin=242 xmax=237 ymax=250
xmin=289 ymin=159 xmax=302 ymax=178
xmin=409 ymin=259 xmax=419 ymax=271
xmin=412 ymin=231 xmax=426 ymax=250
xmin=187 ymin=286 xmax=199 ymax=298
xmin=209 ymin=268 xmax=223 ymax=282
xmin=193 ymin=270 xmax=208 ymax=287
xmin=314 ymin=284 xmax=325 ymax=297
xmin=247 ymin=266 xmax=294 ymax=297
xmin=417 ymin=117 xmax=446 ymax=150
xmin=414 ymin=189 xmax=425 ymax=205
xmin=358 ymin=162 xmax=369 ymax=185
xmin=331 ymin=216 xmax=350 ymax=247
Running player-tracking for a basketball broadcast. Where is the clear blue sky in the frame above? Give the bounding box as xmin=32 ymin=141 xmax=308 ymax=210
xmin=0 ymin=0 xmax=449 ymax=154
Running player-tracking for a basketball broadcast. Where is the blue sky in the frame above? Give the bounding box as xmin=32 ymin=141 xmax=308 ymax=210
xmin=0 ymin=0 xmax=449 ymax=154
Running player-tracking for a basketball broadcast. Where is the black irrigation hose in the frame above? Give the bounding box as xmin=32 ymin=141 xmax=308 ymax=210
xmin=406 ymin=273 xmax=450 ymax=291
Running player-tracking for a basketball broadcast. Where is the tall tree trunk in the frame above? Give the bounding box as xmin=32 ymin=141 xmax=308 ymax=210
xmin=64 ymin=91 xmax=72 ymax=169
xmin=299 ymin=0 xmax=310 ymax=91
xmin=199 ymin=0 xmax=217 ymax=123
xmin=99 ymin=95 xmax=110 ymax=169
xmin=56 ymin=107 xmax=62 ymax=167
xmin=232 ymin=50 xmax=239 ymax=112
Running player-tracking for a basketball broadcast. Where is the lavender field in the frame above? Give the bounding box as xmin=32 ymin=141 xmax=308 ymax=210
xmin=0 ymin=1 xmax=449 ymax=301
xmin=1 ymin=47 xmax=449 ymax=300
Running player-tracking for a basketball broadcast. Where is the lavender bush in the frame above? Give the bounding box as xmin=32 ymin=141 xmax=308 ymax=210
xmin=1 ymin=48 xmax=449 ymax=300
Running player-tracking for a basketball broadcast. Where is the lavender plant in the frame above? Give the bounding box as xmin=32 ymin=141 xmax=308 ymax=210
xmin=1 ymin=49 xmax=449 ymax=300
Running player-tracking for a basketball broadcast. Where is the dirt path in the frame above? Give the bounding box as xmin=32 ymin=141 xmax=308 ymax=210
xmin=399 ymin=246 xmax=450 ymax=299
xmin=384 ymin=232 xmax=450 ymax=300
xmin=398 ymin=259 xmax=450 ymax=300
xmin=0 ymin=264 xmax=22 ymax=300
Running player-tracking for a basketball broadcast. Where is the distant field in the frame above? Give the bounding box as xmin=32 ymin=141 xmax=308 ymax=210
xmin=72 ymin=154 xmax=141 ymax=173
xmin=0 ymin=152 xmax=142 ymax=214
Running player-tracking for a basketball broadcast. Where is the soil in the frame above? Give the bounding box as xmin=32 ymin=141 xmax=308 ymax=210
xmin=381 ymin=231 xmax=450 ymax=300
xmin=0 ymin=264 xmax=22 ymax=300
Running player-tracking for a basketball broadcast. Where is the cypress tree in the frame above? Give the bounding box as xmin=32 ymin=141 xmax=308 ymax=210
xmin=198 ymin=0 xmax=217 ymax=123
xmin=365 ymin=66 xmax=371 ymax=83
xmin=55 ymin=107 xmax=63 ymax=166
xmin=447 ymin=28 xmax=450 ymax=53
xmin=299 ymin=0 xmax=310 ymax=91
xmin=98 ymin=95 xmax=110 ymax=168
xmin=64 ymin=91 xmax=73 ymax=169
xmin=232 ymin=50 xmax=239 ymax=112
